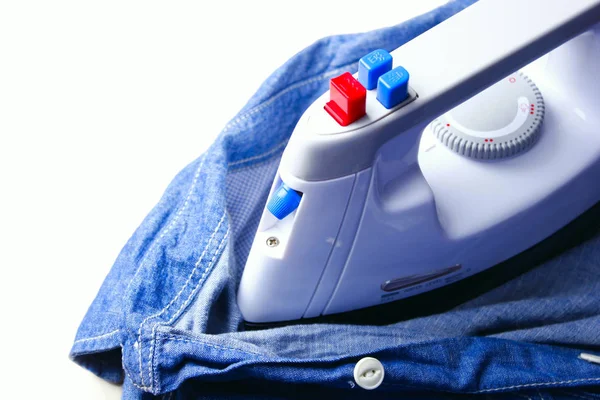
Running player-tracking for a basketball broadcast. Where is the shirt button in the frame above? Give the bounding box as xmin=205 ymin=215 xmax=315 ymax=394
xmin=353 ymin=357 xmax=385 ymax=390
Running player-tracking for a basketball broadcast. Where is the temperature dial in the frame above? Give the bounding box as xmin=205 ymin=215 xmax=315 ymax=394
xmin=430 ymin=72 xmax=544 ymax=160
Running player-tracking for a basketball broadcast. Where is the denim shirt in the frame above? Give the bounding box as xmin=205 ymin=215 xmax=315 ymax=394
xmin=70 ymin=1 xmax=600 ymax=398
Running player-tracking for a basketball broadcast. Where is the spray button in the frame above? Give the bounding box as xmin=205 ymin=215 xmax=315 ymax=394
xmin=267 ymin=184 xmax=302 ymax=220
xmin=358 ymin=49 xmax=393 ymax=90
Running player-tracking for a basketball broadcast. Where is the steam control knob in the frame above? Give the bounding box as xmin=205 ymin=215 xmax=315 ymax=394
xmin=430 ymin=72 xmax=544 ymax=160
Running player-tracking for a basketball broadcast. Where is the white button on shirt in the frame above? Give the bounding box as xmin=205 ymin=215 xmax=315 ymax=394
xmin=354 ymin=357 xmax=385 ymax=390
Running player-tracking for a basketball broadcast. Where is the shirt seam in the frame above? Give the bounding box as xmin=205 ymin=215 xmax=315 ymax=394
xmin=381 ymin=377 xmax=600 ymax=394
xmin=135 ymin=214 xmax=227 ymax=392
xmin=73 ymin=329 xmax=120 ymax=344
xmin=150 ymin=228 xmax=230 ymax=393
xmin=129 ymin=154 xmax=207 ymax=389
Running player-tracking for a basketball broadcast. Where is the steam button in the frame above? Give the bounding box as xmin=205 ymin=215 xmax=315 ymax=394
xmin=377 ymin=66 xmax=410 ymax=109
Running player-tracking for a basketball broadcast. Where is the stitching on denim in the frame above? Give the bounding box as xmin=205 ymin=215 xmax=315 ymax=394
xmin=538 ymin=389 xmax=545 ymax=400
xmin=143 ymin=330 xmax=265 ymax=395
xmin=383 ymin=377 xmax=600 ymax=394
xmin=220 ymin=61 xmax=355 ymax=135
xmin=123 ymin=359 xmax=152 ymax=392
xmin=73 ymin=329 xmax=120 ymax=344
xmin=127 ymin=154 xmax=207 ymax=388
xmin=128 ymin=154 xmax=207 ymax=296
xmin=474 ymin=378 xmax=600 ymax=393
xmin=151 ymin=328 xmax=162 ymax=393
xmin=150 ymin=228 xmax=230 ymax=393
xmin=156 ymin=332 xmax=265 ymax=357
xmin=151 ymin=229 xmax=230 ymax=391
xmin=136 ymin=214 xmax=225 ymax=332
xmin=136 ymin=214 xmax=226 ymax=391
xmin=227 ymin=140 xmax=288 ymax=168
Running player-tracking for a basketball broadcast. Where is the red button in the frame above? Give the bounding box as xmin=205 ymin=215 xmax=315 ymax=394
xmin=324 ymin=72 xmax=366 ymax=126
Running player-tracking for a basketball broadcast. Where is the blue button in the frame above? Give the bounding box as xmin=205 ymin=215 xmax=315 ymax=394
xmin=377 ymin=66 xmax=410 ymax=109
xmin=358 ymin=49 xmax=393 ymax=90
xmin=267 ymin=184 xmax=302 ymax=220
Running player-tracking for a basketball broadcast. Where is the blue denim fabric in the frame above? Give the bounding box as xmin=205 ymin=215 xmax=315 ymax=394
xmin=70 ymin=1 xmax=600 ymax=398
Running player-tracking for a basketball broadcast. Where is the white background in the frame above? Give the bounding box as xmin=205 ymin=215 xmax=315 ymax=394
xmin=0 ymin=1 xmax=444 ymax=398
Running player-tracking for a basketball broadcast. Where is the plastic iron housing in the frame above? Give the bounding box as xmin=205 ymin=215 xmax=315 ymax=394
xmin=237 ymin=0 xmax=600 ymax=324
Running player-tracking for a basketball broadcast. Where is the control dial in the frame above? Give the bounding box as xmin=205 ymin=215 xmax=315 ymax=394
xmin=430 ymin=72 xmax=544 ymax=160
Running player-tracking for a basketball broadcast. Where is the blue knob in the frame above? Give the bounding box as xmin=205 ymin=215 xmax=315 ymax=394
xmin=267 ymin=184 xmax=302 ymax=220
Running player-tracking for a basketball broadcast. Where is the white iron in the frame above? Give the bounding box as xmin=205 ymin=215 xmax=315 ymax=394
xmin=237 ymin=0 xmax=600 ymax=324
